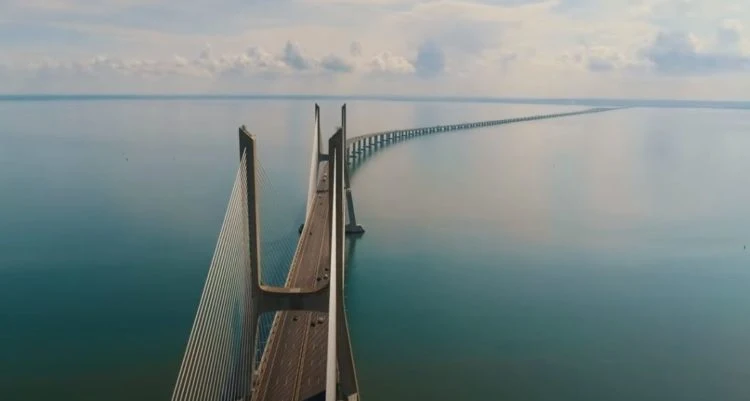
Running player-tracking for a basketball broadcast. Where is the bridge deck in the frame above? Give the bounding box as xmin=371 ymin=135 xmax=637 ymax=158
xmin=253 ymin=166 xmax=331 ymax=401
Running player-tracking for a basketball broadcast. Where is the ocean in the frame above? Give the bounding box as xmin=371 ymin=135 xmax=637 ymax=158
xmin=1 ymin=97 xmax=749 ymax=400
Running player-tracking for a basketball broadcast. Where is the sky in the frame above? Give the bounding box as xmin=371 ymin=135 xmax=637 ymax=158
xmin=1 ymin=0 xmax=749 ymax=98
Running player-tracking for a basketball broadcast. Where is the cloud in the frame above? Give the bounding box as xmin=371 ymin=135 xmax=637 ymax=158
xmin=6 ymin=0 xmax=750 ymax=97
xmin=641 ymin=31 xmax=750 ymax=75
xmin=4 ymin=40 xmax=416 ymax=83
xmin=414 ymin=40 xmax=446 ymax=77
xmin=320 ymin=54 xmax=355 ymax=73
xmin=24 ymin=55 xmax=190 ymax=80
xmin=349 ymin=41 xmax=363 ymax=57
xmin=717 ymin=19 xmax=742 ymax=47
xmin=581 ymin=45 xmax=640 ymax=72
xmin=281 ymin=41 xmax=312 ymax=71
xmin=368 ymin=52 xmax=416 ymax=75
xmin=588 ymin=57 xmax=616 ymax=72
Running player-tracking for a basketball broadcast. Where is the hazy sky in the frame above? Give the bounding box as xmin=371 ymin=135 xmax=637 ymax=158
xmin=1 ymin=0 xmax=748 ymax=98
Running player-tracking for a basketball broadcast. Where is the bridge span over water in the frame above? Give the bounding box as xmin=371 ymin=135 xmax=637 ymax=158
xmin=170 ymin=104 xmax=619 ymax=401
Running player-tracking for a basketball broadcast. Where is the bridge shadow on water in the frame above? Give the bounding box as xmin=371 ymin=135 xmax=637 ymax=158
xmin=345 ymin=234 xmax=359 ymax=272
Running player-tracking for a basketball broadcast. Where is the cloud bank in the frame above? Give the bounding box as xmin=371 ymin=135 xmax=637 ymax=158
xmin=1 ymin=0 xmax=750 ymax=98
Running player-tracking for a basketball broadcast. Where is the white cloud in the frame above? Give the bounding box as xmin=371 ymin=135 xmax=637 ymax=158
xmin=368 ymin=52 xmax=416 ymax=75
xmin=586 ymin=47 xmax=629 ymax=72
xmin=0 ymin=40 xmax=416 ymax=85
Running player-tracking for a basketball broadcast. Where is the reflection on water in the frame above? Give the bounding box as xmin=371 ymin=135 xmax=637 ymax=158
xmin=347 ymin=106 xmax=750 ymax=401
xmin=1 ymin=100 xmax=750 ymax=400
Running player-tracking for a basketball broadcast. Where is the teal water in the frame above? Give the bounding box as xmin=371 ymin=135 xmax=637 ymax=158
xmin=1 ymin=99 xmax=750 ymax=400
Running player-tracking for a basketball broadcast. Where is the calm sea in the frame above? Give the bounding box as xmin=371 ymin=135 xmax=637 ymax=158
xmin=1 ymin=98 xmax=750 ymax=401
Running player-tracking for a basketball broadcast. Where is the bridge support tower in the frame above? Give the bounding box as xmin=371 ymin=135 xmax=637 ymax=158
xmin=299 ymin=104 xmax=364 ymax=236
xmin=240 ymin=125 xmax=359 ymax=401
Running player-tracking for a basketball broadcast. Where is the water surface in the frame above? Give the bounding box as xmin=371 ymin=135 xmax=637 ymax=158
xmin=1 ymin=99 xmax=749 ymax=400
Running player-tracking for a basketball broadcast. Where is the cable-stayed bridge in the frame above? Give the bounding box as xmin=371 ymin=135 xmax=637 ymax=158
xmin=170 ymin=104 xmax=619 ymax=401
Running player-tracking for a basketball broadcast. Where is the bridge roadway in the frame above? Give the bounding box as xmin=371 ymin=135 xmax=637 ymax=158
xmin=253 ymin=165 xmax=332 ymax=401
